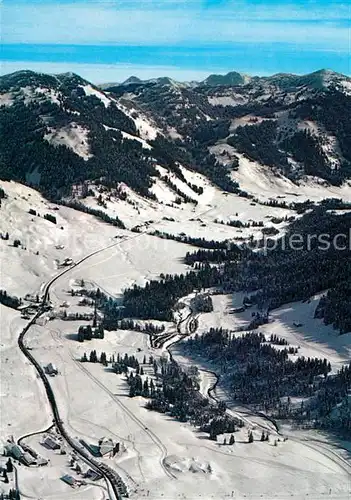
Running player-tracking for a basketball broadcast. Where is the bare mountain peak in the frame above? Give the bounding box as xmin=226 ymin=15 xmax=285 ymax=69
xmin=203 ymin=71 xmax=249 ymax=86
xmin=122 ymin=75 xmax=143 ymax=85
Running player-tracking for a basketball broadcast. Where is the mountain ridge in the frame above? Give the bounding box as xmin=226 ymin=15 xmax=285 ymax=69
xmin=1 ymin=68 xmax=350 ymax=202
xmin=96 ymin=68 xmax=350 ymax=89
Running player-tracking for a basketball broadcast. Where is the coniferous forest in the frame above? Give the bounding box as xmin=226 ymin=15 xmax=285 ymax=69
xmin=1 ymin=69 xmax=351 ymax=448
xmin=113 ymin=207 xmax=351 ymax=334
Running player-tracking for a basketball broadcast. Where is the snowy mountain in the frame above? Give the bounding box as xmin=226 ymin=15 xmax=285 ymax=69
xmin=1 ymin=68 xmax=351 ymax=500
xmin=1 ymin=68 xmax=351 ymax=202
xmin=0 ymin=70 xmax=170 ymax=199
xmin=105 ymin=68 xmax=351 ymax=185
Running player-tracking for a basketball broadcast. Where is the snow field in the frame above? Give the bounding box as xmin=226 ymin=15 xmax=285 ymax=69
xmin=24 ymin=315 xmax=351 ymax=500
xmin=1 ymin=179 xmax=351 ymax=499
xmin=44 ymin=123 xmax=92 ymax=160
xmin=231 ymin=154 xmax=351 ymax=204
xmin=0 ymin=181 xmax=122 ymax=297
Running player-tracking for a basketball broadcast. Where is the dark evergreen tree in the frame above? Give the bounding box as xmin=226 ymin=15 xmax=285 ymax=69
xmin=143 ymin=379 xmax=150 ymax=397
xmin=77 ymin=326 xmax=85 ymax=342
xmin=6 ymin=457 xmax=13 ymax=473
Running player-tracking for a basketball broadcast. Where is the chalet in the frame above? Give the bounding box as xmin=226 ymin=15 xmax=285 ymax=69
xmin=37 ymin=457 xmax=49 ymax=466
xmin=5 ymin=443 xmax=37 ymax=466
xmin=45 ymin=363 xmax=58 ymax=376
xmin=22 ymin=453 xmax=36 ymax=466
xmin=99 ymin=437 xmax=114 ymax=457
xmin=36 ymin=316 xmax=48 ymax=326
xmin=61 ymin=258 xmax=74 ymax=266
xmin=42 ymin=435 xmax=60 ymax=450
xmin=18 ymin=304 xmax=36 ymax=312
xmin=80 ymin=440 xmax=101 ymax=457
xmin=85 ymin=468 xmax=102 ymax=481
xmin=5 ymin=443 xmax=23 ymax=461
xmin=24 ymin=294 xmax=37 ymax=302
xmin=243 ymin=298 xmax=253 ymax=308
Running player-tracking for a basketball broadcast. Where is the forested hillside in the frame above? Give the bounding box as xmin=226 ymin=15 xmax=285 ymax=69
xmin=106 ymin=69 xmax=351 ymax=185
xmin=117 ymin=207 xmax=351 ymax=334
xmin=1 ymin=69 xmax=350 ymax=334
xmin=1 ymin=68 xmax=351 ymax=204
xmin=0 ymin=71 xmax=159 ymax=199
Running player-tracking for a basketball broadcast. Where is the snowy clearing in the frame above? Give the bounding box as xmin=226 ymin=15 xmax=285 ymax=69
xmin=44 ymin=123 xmax=92 ymax=160
xmin=81 ymin=84 xmax=111 ymax=108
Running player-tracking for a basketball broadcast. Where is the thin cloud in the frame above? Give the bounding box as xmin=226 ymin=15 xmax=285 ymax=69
xmin=2 ymin=3 xmax=349 ymax=50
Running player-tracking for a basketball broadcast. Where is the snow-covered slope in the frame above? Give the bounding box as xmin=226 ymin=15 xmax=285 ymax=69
xmin=116 ymin=98 xmax=163 ymax=140
xmin=44 ymin=123 xmax=92 ymax=159
xmin=1 ymin=67 xmax=351 ymax=500
xmin=2 ymin=180 xmax=350 ymax=500
xmin=230 ymin=154 xmax=351 ymax=204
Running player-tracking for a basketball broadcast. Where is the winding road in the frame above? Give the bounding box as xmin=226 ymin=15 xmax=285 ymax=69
xmin=15 ymin=214 xmax=351 ymax=500
xmin=162 ymin=302 xmax=351 ymax=480
xmin=17 ymin=240 xmax=131 ymax=500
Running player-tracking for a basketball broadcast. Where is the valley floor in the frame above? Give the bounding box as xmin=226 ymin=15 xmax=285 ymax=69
xmin=0 ymin=180 xmax=350 ymax=500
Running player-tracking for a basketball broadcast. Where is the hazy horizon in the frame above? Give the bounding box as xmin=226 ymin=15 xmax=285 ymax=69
xmin=0 ymin=62 xmax=349 ymax=86
xmin=1 ymin=0 xmax=349 ymax=83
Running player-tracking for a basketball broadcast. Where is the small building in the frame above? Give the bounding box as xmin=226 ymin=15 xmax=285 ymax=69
xmin=61 ymin=474 xmax=77 ymax=487
xmin=21 ymin=443 xmax=38 ymax=459
xmin=42 ymin=435 xmax=60 ymax=450
xmin=18 ymin=304 xmax=34 ymax=311
xmin=99 ymin=438 xmax=114 ymax=457
xmin=5 ymin=443 xmax=38 ymax=466
xmin=22 ymin=452 xmax=36 ymax=466
xmin=24 ymin=294 xmax=37 ymax=302
xmin=85 ymin=468 xmax=102 ymax=481
xmin=229 ymin=307 xmax=245 ymax=314
xmin=5 ymin=443 xmax=24 ymax=461
xmin=45 ymin=363 xmax=58 ymax=376
xmin=36 ymin=316 xmax=48 ymax=327
xmin=293 ymin=321 xmax=303 ymax=328
xmin=62 ymin=258 xmax=74 ymax=266
xmin=243 ymin=298 xmax=253 ymax=308
xmin=37 ymin=457 xmax=48 ymax=466
xmin=80 ymin=440 xmax=101 ymax=457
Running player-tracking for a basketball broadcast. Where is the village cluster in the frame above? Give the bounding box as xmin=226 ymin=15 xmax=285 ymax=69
xmin=2 ymin=432 xmax=122 ymax=493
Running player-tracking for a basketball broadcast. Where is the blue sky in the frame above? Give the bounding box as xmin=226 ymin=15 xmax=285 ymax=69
xmin=1 ymin=0 xmax=350 ymax=82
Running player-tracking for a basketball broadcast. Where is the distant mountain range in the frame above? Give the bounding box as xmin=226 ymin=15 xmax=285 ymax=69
xmin=0 ymin=68 xmax=350 ymax=200
xmin=100 ymin=68 xmax=350 ymax=90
